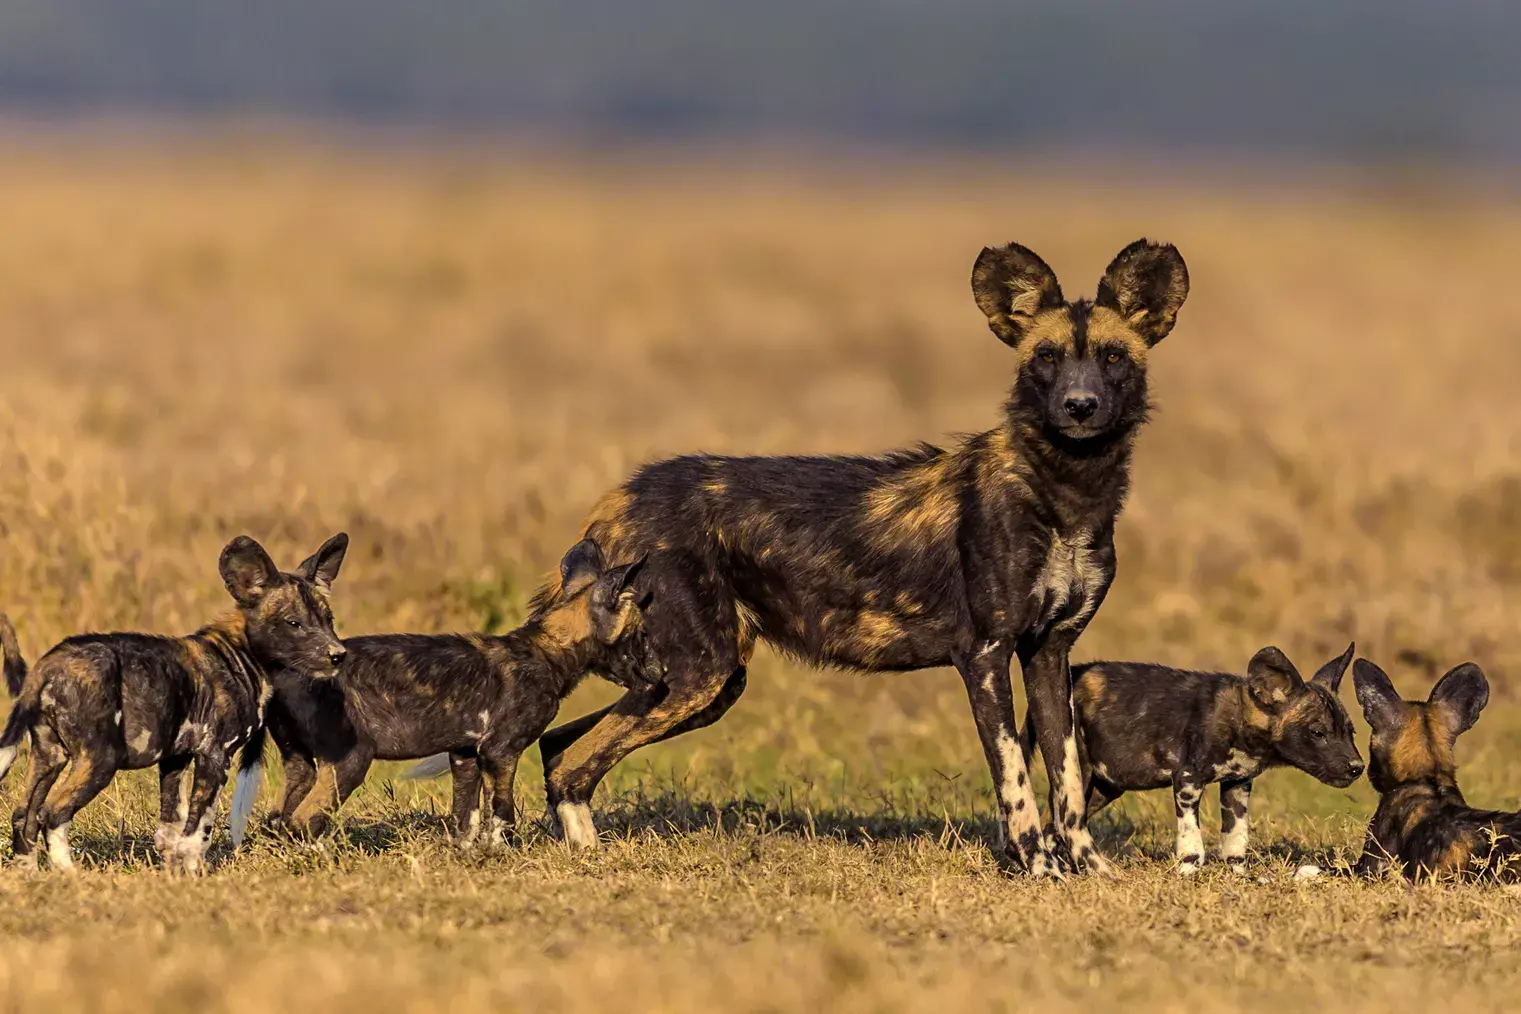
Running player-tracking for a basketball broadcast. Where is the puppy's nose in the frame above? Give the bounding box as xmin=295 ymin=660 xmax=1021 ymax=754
xmin=1349 ymin=760 xmax=1365 ymax=779
xmin=327 ymin=646 xmax=347 ymax=667
xmin=1064 ymin=393 xmax=1099 ymax=422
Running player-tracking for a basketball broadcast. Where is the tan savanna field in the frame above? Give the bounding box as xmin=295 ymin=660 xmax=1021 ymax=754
xmin=3 ymin=138 xmax=1521 ymax=1011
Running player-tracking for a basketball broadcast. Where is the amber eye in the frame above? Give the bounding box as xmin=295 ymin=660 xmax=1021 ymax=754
xmin=1105 ymin=351 xmax=1123 ymax=365
xmin=1036 ymin=349 xmax=1056 ymax=364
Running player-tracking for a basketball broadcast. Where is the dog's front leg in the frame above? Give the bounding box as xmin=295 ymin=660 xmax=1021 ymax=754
xmin=172 ymin=752 xmax=228 ymax=874
xmin=1219 ymin=778 xmax=1253 ymax=873
xmin=1023 ymin=641 xmax=1111 ymax=875
xmin=954 ymin=639 xmax=1057 ymax=877
xmin=1172 ymin=770 xmax=1206 ymax=876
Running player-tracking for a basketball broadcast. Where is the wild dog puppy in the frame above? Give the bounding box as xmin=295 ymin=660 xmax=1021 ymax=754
xmin=0 ymin=534 xmax=348 ymax=873
xmin=1349 ymin=658 xmax=1520 ymax=881
xmin=532 ymin=240 xmax=1190 ymax=875
xmin=1026 ymin=644 xmax=1363 ymax=875
xmin=243 ymin=539 xmax=658 ymax=846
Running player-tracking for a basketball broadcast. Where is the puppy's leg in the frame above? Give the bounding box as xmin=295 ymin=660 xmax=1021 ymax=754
xmin=479 ymin=745 xmax=523 ymax=851
xmin=155 ymin=756 xmax=192 ymax=853
xmin=448 ymin=751 xmax=483 ymax=846
xmin=12 ymin=727 xmax=66 ymax=868
xmin=276 ymin=751 xmax=317 ymax=826
xmin=171 ymin=752 xmax=229 ymax=874
xmin=289 ymin=750 xmax=371 ymax=838
xmin=1219 ymin=778 xmax=1252 ymax=873
xmin=38 ymin=752 xmax=118 ymax=873
xmin=1172 ymin=771 xmax=1206 ymax=876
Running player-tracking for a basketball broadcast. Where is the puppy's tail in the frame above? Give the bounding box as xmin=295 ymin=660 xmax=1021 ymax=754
xmin=0 ymin=613 xmax=27 ymax=699
xmin=229 ymin=725 xmax=266 ymax=849
xmin=0 ymin=619 xmax=39 ymax=785
xmin=401 ymin=752 xmax=452 ymax=780
xmin=1019 ymin=708 xmax=1038 ymax=769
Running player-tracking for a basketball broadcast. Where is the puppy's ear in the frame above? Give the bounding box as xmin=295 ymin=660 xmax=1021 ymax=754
xmin=558 ymin=538 xmax=605 ymax=598
xmin=1428 ymin=663 xmax=1489 ymax=737
xmin=1094 ymin=239 xmax=1189 ymax=346
xmin=220 ymin=536 xmax=281 ymax=608
xmin=590 ymin=556 xmax=648 ymax=642
xmin=971 ymin=242 xmax=1064 ymax=348
xmin=297 ymin=532 xmax=350 ymax=590
xmin=1310 ymin=642 xmax=1356 ymax=695
xmin=1246 ymin=646 xmax=1304 ymax=709
xmin=1353 ymin=659 xmax=1408 ymax=735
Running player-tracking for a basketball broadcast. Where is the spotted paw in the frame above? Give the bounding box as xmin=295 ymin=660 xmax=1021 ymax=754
xmin=1226 ymin=859 xmax=1249 ymax=876
xmin=1072 ymin=847 xmax=1116 ymax=878
xmin=1022 ymin=847 xmax=1066 ymax=879
xmin=1176 ymin=856 xmax=1203 ymax=877
xmin=1294 ymin=864 xmax=1323 ymax=881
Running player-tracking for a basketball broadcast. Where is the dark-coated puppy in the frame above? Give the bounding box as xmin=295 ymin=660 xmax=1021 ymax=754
xmin=0 ymin=533 xmax=348 ymax=873
xmin=1026 ymin=643 xmax=1362 ymax=874
xmin=238 ymin=539 xmax=659 ymax=846
xmin=1349 ymin=658 xmax=1520 ymax=881
xmin=534 ymin=240 xmax=1190 ymax=876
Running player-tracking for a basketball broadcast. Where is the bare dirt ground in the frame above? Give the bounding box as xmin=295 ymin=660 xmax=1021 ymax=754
xmin=1 ymin=140 xmax=1520 ymax=1011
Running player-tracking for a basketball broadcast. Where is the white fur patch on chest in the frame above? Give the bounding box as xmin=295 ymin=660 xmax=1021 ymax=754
xmin=1213 ymin=748 xmax=1263 ymax=781
xmin=1032 ymin=530 xmax=1101 ymax=630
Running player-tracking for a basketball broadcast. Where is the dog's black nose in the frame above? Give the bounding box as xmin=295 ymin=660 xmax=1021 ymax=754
xmin=328 ymin=646 xmax=347 ymax=667
xmin=1349 ymin=760 xmax=1365 ymax=779
xmin=1063 ymin=393 xmax=1099 ymax=422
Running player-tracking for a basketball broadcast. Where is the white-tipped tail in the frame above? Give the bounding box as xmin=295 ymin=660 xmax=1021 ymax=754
xmin=0 ymin=744 xmax=18 ymax=783
xmin=401 ymin=753 xmax=452 ymax=780
xmin=229 ymin=760 xmax=262 ymax=848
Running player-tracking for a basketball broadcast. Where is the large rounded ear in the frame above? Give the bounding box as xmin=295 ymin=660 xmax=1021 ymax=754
xmin=1310 ymin=642 xmax=1356 ymax=695
xmin=1353 ymin=659 xmax=1407 ymax=735
xmin=1246 ymin=646 xmax=1305 ymax=709
xmin=1428 ymin=662 xmax=1489 ymax=736
xmin=297 ymin=532 xmax=350 ymax=590
xmin=1094 ymin=239 xmax=1189 ymax=346
xmin=220 ymin=535 xmax=281 ymax=608
xmin=558 ymin=538 xmax=605 ymax=598
xmin=590 ymin=555 xmax=649 ymax=642
xmin=970 ymin=242 xmax=1064 ymax=348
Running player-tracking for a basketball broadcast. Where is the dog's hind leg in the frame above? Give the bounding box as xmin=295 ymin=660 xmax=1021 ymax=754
xmin=11 ymin=727 xmax=65 ymax=867
xmin=540 ymin=666 xmax=747 ymax=772
xmin=38 ymin=752 xmax=117 ymax=872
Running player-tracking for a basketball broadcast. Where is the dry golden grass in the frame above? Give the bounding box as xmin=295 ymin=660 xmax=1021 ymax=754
xmin=2 ymin=138 xmax=1521 ymax=1011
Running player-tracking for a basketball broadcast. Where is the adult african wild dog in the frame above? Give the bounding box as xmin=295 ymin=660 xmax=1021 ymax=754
xmin=0 ymin=533 xmax=348 ymax=873
xmin=239 ymin=539 xmax=659 ymax=845
xmin=1027 ymin=644 xmax=1362 ymax=875
xmin=1350 ymin=658 xmax=1521 ymax=881
xmin=532 ymin=239 xmax=1190 ymax=874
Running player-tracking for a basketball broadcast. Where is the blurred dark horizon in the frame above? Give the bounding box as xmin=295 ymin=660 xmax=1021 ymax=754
xmin=0 ymin=1 xmax=1518 ymax=165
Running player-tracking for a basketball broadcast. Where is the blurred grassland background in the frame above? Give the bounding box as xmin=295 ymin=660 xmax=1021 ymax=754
xmin=3 ymin=2 xmax=1521 ymax=1010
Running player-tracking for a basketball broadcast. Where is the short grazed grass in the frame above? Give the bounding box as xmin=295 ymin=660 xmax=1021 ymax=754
xmin=1 ymin=138 xmax=1521 ymax=1010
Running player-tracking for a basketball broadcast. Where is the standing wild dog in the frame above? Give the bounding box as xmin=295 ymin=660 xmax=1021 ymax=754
xmin=1025 ymin=644 xmax=1363 ymax=874
xmin=1350 ymin=658 xmax=1521 ymax=881
xmin=0 ymin=533 xmax=348 ymax=873
xmin=530 ymin=239 xmax=1190 ymax=874
xmin=241 ymin=539 xmax=660 ymax=845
